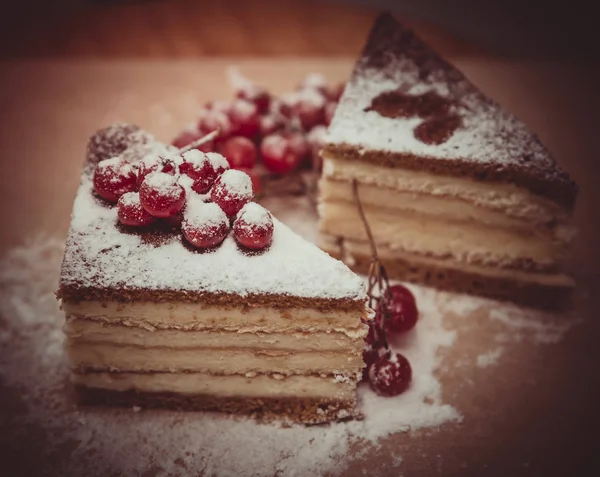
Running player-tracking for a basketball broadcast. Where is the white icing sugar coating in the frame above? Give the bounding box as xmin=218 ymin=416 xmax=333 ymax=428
xmin=215 ymin=169 xmax=253 ymax=199
xmin=142 ymin=172 xmax=182 ymax=199
xmin=184 ymin=197 xmax=228 ymax=228
xmin=61 ymin=172 xmax=365 ymax=302
xmin=325 ymin=15 xmax=570 ymax=188
xmin=205 ymin=152 xmax=230 ymax=172
xmin=181 ymin=149 xmax=209 ymax=167
xmin=236 ymin=202 xmax=272 ymax=227
xmin=118 ymin=192 xmax=140 ymax=207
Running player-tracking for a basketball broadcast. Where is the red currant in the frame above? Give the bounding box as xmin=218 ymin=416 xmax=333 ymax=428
xmin=93 ymin=157 xmax=137 ymax=203
xmin=139 ymin=172 xmax=186 ymax=218
xmin=210 ymin=169 xmax=254 ymax=216
xmin=182 ymin=200 xmax=230 ymax=249
xmin=285 ymin=90 xmax=326 ymax=130
xmin=237 ymin=167 xmax=262 ymax=196
xmin=137 ymin=154 xmax=178 ymax=187
xmin=228 ymin=99 xmax=260 ymax=138
xmin=236 ymin=84 xmax=271 ymax=114
xmin=259 ymin=114 xmax=286 ymax=137
xmin=260 ymin=133 xmax=302 ymax=175
xmin=87 ymin=123 xmax=151 ymax=165
xmin=233 ymin=202 xmax=274 ymax=250
xmin=206 ymin=152 xmax=230 ymax=176
xmin=369 ymin=351 xmax=412 ymax=397
xmin=198 ymin=108 xmax=233 ymax=143
xmin=220 ymin=136 xmax=257 ymax=169
xmin=297 ymin=72 xmax=328 ymax=95
xmin=376 ymin=284 xmax=419 ymax=335
xmin=362 ymin=347 xmax=380 ymax=382
xmin=117 ymin=192 xmax=157 ymax=227
xmin=180 ymin=150 xmax=216 ymax=194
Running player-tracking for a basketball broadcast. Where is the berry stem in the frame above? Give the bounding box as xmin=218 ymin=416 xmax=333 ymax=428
xmin=179 ymin=129 xmax=221 ymax=153
xmin=351 ymin=178 xmax=390 ymax=349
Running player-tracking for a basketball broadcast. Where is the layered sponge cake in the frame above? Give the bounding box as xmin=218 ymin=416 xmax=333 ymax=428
xmin=318 ymin=14 xmax=578 ymax=309
xmin=57 ymin=125 xmax=368 ymax=424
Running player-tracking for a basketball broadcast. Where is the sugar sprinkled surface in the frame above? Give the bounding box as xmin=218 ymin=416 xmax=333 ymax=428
xmin=236 ymin=202 xmax=272 ymax=227
xmin=0 ymin=223 xmax=580 ymax=476
xmin=61 ymin=168 xmax=364 ymax=301
xmin=326 ymin=15 xmax=568 ymax=185
xmin=184 ymin=197 xmax=228 ymax=228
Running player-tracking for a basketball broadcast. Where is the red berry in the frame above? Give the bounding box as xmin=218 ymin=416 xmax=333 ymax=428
xmin=324 ymin=102 xmax=337 ymax=125
xmin=206 ymin=152 xmax=230 ymax=176
xmin=259 ymin=114 xmax=286 ymax=137
xmin=182 ymin=200 xmax=230 ymax=249
xmin=376 ymin=285 xmax=419 ymax=335
xmin=117 ymin=192 xmax=157 ymax=227
xmin=137 ymin=154 xmax=178 ymax=187
xmin=93 ymin=157 xmax=137 ymax=203
xmin=260 ymin=134 xmax=303 ymax=175
xmin=139 ymin=172 xmax=186 ymax=218
xmin=220 ymin=136 xmax=257 ymax=169
xmin=210 ymin=169 xmax=254 ymax=216
xmin=297 ymin=72 xmax=328 ymax=96
xmin=285 ymin=89 xmax=326 ymax=130
xmin=237 ymin=167 xmax=262 ymax=196
xmin=362 ymin=347 xmax=380 ymax=382
xmin=236 ymin=84 xmax=271 ymax=114
xmin=172 ymin=129 xmax=215 ymax=153
xmin=87 ymin=123 xmax=152 ymax=165
xmin=368 ymin=351 xmax=412 ymax=397
xmin=364 ymin=319 xmax=383 ymax=347
xmin=180 ymin=150 xmax=216 ymax=194
xmin=233 ymin=202 xmax=274 ymax=250
xmin=228 ymin=99 xmax=260 ymax=138
xmin=198 ymin=109 xmax=233 ymax=144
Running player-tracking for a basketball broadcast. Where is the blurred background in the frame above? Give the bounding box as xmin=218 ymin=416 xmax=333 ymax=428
xmin=1 ymin=0 xmax=599 ymax=60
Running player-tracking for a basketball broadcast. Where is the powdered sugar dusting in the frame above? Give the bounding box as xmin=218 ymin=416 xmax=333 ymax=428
xmin=236 ymin=202 xmax=272 ymax=227
xmin=205 ymin=152 xmax=230 ymax=172
xmin=184 ymin=198 xmax=228 ymax=228
xmin=326 ymin=15 xmax=568 ymax=186
xmin=61 ymin=170 xmax=364 ymax=301
xmin=215 ymin=169 xmax=253 ymax=199
xmin=142 ymin=171 xmax=182 ymax=198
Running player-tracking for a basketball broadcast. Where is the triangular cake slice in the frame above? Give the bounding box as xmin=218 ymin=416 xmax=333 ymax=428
xmin=319 ymin=13 xmax=577 ymax=309
xmin=57 ymin=125 xmax=368 ymax=424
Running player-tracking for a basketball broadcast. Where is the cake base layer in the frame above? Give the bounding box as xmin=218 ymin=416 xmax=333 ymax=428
xmin=75 ymin=386 xmax=360 ymax=425
xmin=321 ymin=235 xmax=574 ymax=309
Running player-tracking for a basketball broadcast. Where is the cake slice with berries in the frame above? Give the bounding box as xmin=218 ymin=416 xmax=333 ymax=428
xmin=318 ymin=13 xmax=578 ymax=309
xmin=57 ymin=124 xmax=369 ymax=424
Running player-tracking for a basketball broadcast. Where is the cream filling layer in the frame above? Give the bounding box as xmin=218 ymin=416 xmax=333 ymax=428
xmin=66 ymin=341 xmax=362 ymax=375
xmin=72 ymin=372 xmax=355 ymax=400
xmin=64 ymin=319 xmax=365 ymax=352
xmin=320 ymin=178 xmax=574 ymax=244
xmin=321 ymin=234 xmax=574 ymax=288
xmin=318 ymin=200 xmax=563 ymax=270
xmin=61 ymin=302 xmax=365 ymax=334
xmin=321 ymin=155 xmax=569 ymax=224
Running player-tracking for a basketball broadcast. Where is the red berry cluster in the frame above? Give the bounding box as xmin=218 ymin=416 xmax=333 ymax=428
xmin=363 ymin=284 xmax=418 ymax=397
xmin=92 ymin=145 xmax=273 ymax=251
xmin=171 ymin=72 xmax=344 ymax=194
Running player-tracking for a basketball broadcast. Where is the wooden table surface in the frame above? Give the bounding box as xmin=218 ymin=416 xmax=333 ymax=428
xmin=0 ymin=57 xmax=599 ymax=476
